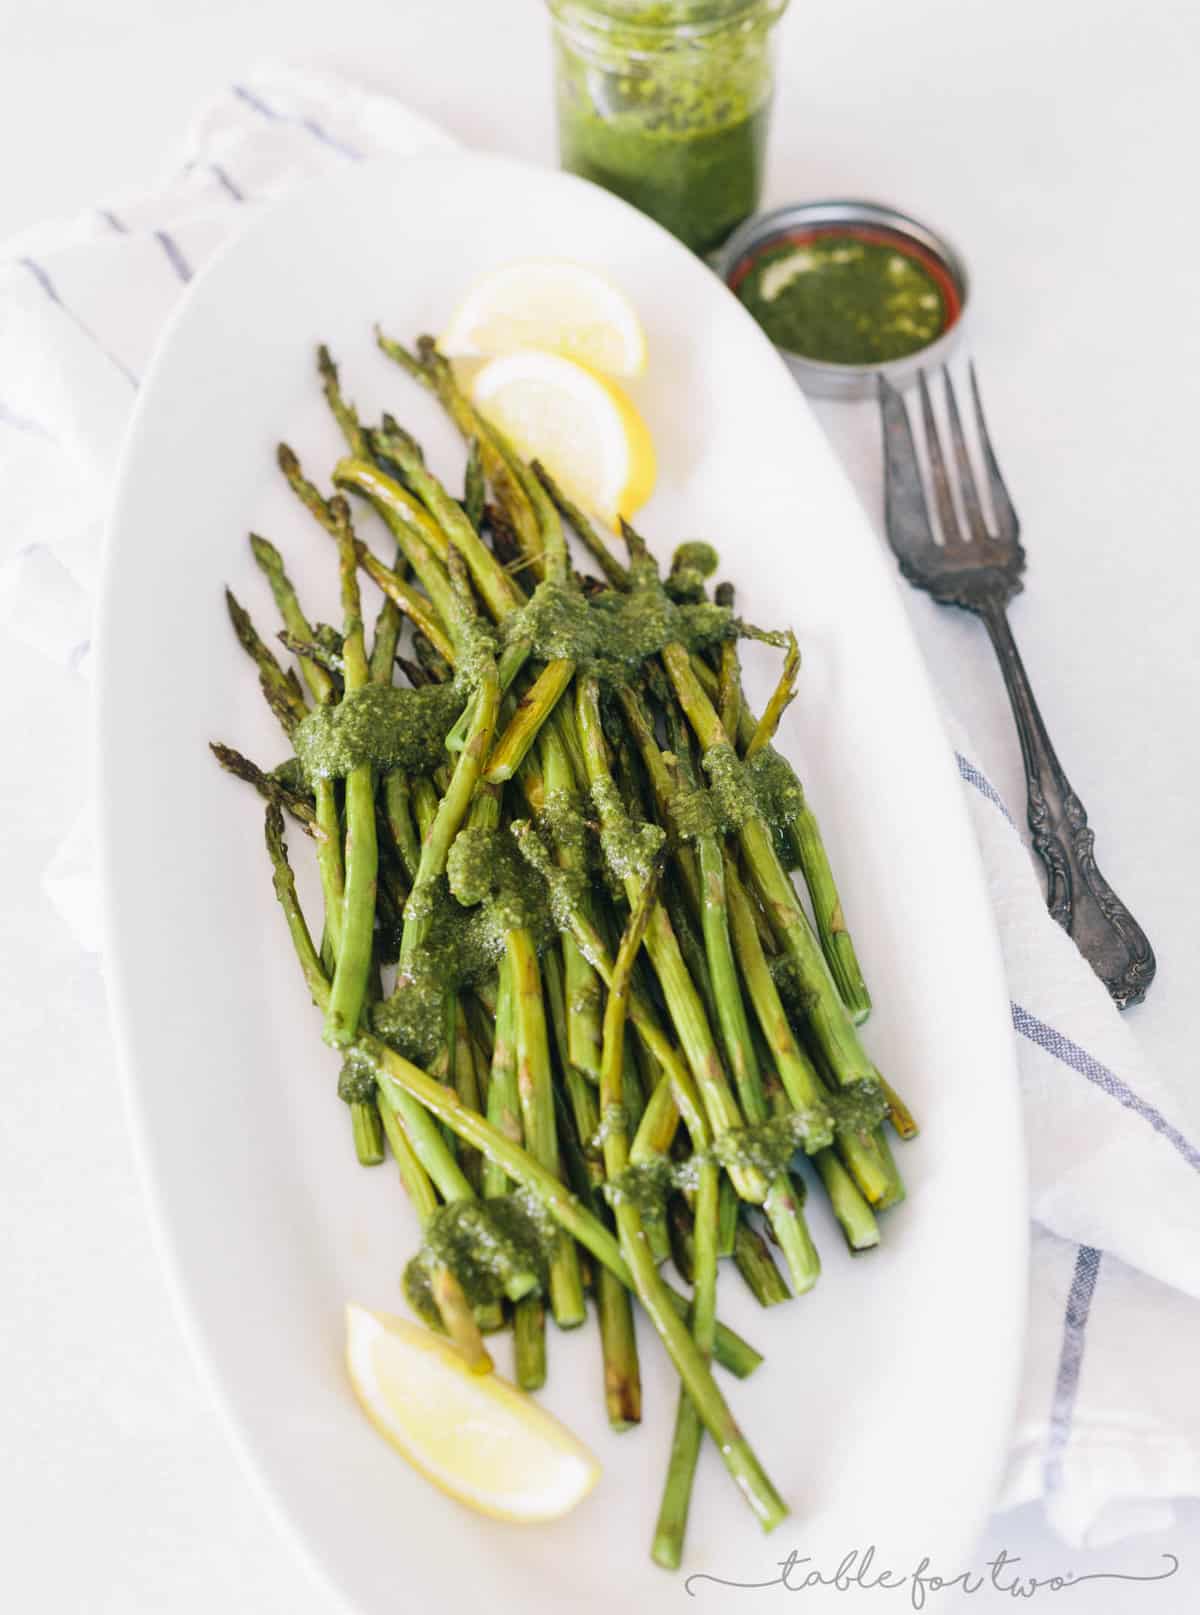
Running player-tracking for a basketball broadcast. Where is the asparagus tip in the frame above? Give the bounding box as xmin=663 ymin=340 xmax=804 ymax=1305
xmin=248 ymin=531 xmax=279 ymax=568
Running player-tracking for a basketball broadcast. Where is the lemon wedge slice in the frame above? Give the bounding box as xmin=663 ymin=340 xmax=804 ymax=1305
xmin=440 ymin=259 xmax=647 ymax=378
xmin=468 ymin=351 xmax=656 ymax=524
xmin=345 ymin=1304 xmax=601 ymax=1523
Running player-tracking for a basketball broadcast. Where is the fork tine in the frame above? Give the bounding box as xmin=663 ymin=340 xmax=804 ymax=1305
xmin=917 ymin=369 xmax=964 ymax=548
xmin=968 ymin=361 xmax=1020 ymax=543
xmin=878 ymin=373 xmax=939 ymax=569
xmin=941 ymin=368 xmax=989 ymax=542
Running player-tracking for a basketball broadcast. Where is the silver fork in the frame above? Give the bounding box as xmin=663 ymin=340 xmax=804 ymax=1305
xmin=879 ymin=366 xmax=1156 ymax=1010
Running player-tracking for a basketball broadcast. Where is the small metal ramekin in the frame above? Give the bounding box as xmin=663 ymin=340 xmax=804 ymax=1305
xmin=714 ymin=199 xmax=970 ymax=399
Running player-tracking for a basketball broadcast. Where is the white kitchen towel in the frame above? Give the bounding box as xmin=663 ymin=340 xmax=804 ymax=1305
xmin=3 ymin=61 xmax=1199 ymax=1555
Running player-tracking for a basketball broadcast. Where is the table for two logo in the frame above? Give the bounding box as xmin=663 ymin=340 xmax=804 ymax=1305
xmin=684 ymin=1546 xmax=1180 ymax=1608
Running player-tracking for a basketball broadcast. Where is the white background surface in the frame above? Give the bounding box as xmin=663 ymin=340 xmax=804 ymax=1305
xmin=1 ymin=0 xmax=1197 ymax=1610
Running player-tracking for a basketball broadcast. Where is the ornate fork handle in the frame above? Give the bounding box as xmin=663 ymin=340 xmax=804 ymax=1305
xmin=979 ymin=599 xmax=1157 ymax=1009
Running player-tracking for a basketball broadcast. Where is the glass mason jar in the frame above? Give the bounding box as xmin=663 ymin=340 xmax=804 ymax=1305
xmin=546 ymin=0 xmax=789 ymax=256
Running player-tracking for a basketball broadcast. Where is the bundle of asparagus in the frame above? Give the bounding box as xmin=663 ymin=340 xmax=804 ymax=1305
xmin=213 ymin=331 xmax=918 ymax=1567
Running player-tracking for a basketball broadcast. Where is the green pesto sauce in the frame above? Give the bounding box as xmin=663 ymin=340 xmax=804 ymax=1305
xmin=510 ymin=816 xmax=591 ymax=937
xmin=768 ymin=952 xmax=818 ymax=1021
xmin=397 ymin=1080 xmax=877 ymax=1320
xmin=826 ymin=1079 xmax=890 ymax=1136
xmin=552 ymin=3 xmax=777 ymax=255
xmin=374 ymin=823 xmax=566 ymax=1064
xmin=604 ymin=1103 xmax=836 ymax=1218
xmin=504 ymin=575 xmax=733 ymax=684
xmin=668 ymin=777 xmax=720 ymax=844
xmin=337 ymin=1046 xmax=377 ymax=1106
xmin=372 ymin=875 xmax=520 ymax=1064
xmin=591 ymin=776 xmax=666 ymax=886
xmin=745 ymin=745 xmax=806 ymax=868
xmin=666 ymin=540 xmax=720 ymax=603
xmin=701 ymin=740 xmax=759 ymax=830
xmin=404 ymin=1192 xmax=552 ymax=1323
xmin=293 ymin=683 xmax=463 ymax=782
xmin=446 ymin=825 xmax=555 ymax=941
xmin=736 ymin=235 xmax=948 ymax=365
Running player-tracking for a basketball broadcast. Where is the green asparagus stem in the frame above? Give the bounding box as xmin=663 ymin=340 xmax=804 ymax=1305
xmin=733 ymin=1213 xmax=792 ymax=1307
xmin=482 ymin=957 xmax=520 ymax=1198
xmin=532 ymin=459 xmax=631 ymax=589
xmin=540 ymin=723 xmax=604 ymax=1086
xmin=666 ymin=701 xmax=820 ymax=1290
xmin=225 ymin=588 xmax=307 ymax=734
xmin=717 ymin=1173 xmax=739 ymax=1259
xmin=376 ymin=331 xmax=544 ymax=571
xmin=812 ymin=1149 xmax=881 ymax=1252
xmin=431 ymin=1264 xmax=493 ymax=1374
xmin=661 ymin=648 xmax=896 ymax=1166
xmin=506 ymin=928 xmax=587 ymax=1329
xmin=542 ymin=947 xmax=642 ymax=1425
xmin=398 ymin=633 xmax=499 ymax=968
xmin=277 ymin=444 xmax=456 ymax=664
xmin=333 ymin=456 xmax=459 ymax=630
xmin=871 ymin=1123 xmax=908 ymax=1211
xmin=596 ymin=1258 xmax=641 ymax=1430
xmin=510 ymin=819 xmax=713 ymax=1157
xmin=250 ymin=533 xmax=337 ymax=706
xmin=575 ymin=675 xmax=768 ymax=1204
xmin=513 ymin=1295 xmax=548 ymax=1390
xmin=447 ymin=995 xmax=484 ymax=1192
xmin=463 ymin=436 xmax=485 ymax=532
xmin=690 ymin=650 xmax=873 ymax=1024
xmin=484 ymin=658 xmax=576 ymax=783
xmin=350 ymin=1101 xmax=385 ymax=1165
xmin=248 ymin=534 xmax=346 ymax=966
xmin=722 ymin=850 xmax=889 ymax=1206
xmin=383 ymin=770 xmax=421 ymax=883
xmin=599 ymin=872 xmax=788 ymax=1535
xmin=317 ymin=344 xmax=369 ymax=459
xmin=630 ymin=1073 xmax=681 ymax=1160
xmin=278 ymin=630 xmax=343 ymax=680
xmin=364 ymin=423 xmax=522 ymax=623
xmin=209 ymin=743 xmax=321 ymax=837
xmin=323 ymin=498 xmax=378 ymax=1050
xmin=368 ymin=544 xmax=406 ymax=687
xmin=264 ymin=803 xmax=469 ymax=1203
xmin=651 ymin=1149 xmax=717 ymax=1568
xmin=743 ymin=631 xmax=799 ymax=760
xmin=377 ymin=1095 xmax=439 ymax=1222
xmin=879 ymin=1073 xmax=920 ymax=1140
xmin=786 ymin=797 xmax=873 ymax=1027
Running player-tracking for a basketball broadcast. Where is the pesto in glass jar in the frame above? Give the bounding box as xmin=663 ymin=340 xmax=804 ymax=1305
xmin=547 ymin=0 xmax=789 ymax=256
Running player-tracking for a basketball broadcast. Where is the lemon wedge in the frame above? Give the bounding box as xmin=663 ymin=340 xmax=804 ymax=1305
xmin=440 ymin=259 xmax=647 ymax=378
xmin=344 ymin=1303 xmax=601 ymax=1523
xmin=468 ymin=351 xmax=656 ymax=524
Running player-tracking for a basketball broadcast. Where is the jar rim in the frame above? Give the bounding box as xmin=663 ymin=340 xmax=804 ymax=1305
xmin=547 ymin=0 xmax=788 ymax=38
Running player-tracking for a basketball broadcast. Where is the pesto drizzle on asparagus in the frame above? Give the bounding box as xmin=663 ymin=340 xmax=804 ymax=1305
xmin=214 ymin=326 xmax=917 ymax=1570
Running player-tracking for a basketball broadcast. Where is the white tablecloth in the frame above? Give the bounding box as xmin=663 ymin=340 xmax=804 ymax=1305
xmin=3 ymin=2 xmax=1199 ymax=1610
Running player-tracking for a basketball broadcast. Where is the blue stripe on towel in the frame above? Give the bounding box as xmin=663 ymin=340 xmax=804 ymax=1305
xmin=154 ymin=230 xmax=193 ymax=284
xmin=19 ymin=257 xmax=139 ymax=388
xmin=211 ymin=164 xmax=245 ymax=202
xmin=956 ymin=750 xmax=1018 ymax=829
xmin=231 ymin=84 xmax=364 ymax=161
xmin=1044 ymin=1243 xmax=1103 ymax=1493
xmin=1 ymin=400 xmax=57 ymax=441
xmin=1012 ymin=1003 xmax=1200 ymax=1174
